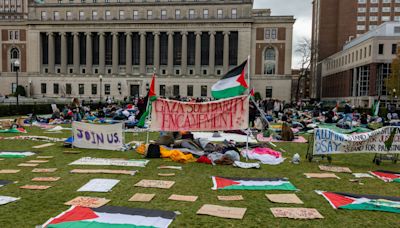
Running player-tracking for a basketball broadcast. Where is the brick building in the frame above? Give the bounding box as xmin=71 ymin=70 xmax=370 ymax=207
xmin=0 ymin=0 xmax=295 ymax=101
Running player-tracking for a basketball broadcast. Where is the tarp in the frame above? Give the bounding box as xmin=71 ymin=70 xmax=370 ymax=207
xmin=150 ymin=96 xmax=249 ymax=131
xmin=72 ymin=122 xmax=124 ymax=151
xmin=313 ymin=126 xmax=400 ymax=155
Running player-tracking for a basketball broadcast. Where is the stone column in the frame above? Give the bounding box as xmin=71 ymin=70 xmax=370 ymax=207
xmin=223 ymin=31 xmax=230 ymax=73
xmin=112 ymin=32 xmax=119 ymax=74
xmin=139 ymin=31 xmax=146 ymax=75
xmin=153 ymin=31 xmax=160 ymax=74
xmin=47 ymin=32 xmax=55 ymax=73
xmin=167 ymin=31 xmax=174 ymax=75
xmin=85 ymin=32 xmax=92 ymax=74
xmin=208 ymin=31 xmax=216 ymax=75
xmin=125 ymin=32 xmax=132 ymax=74
xmin=73 ymin=32 xmax=80 ymax=74
xmin=98 ymin=32 xmax=105 ymax=74
xmin=181 ymin=31 xmax=188 ymax=76
xmin=60 ymin=32 xmax=67 ymax=74
xmin=195 ymin=31 xmax=201 ymax=75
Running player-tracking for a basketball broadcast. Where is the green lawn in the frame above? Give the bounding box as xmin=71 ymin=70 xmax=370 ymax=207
xmin=0 ymin=126 xmax=399 ymax=228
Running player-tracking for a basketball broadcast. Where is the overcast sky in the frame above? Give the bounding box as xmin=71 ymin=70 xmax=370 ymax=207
xmin=254 ymin=0 xmax=312 ymax=68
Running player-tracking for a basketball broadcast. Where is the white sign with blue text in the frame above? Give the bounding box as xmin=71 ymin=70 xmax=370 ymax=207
xmin=72 ymin=122 xmax=124 ymax=151
xmin=313 ymin=127 xmax=400 ymax=155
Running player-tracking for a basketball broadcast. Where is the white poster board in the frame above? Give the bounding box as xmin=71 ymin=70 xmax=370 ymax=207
xmin=72 ymin=122 xmax=124 ymax=151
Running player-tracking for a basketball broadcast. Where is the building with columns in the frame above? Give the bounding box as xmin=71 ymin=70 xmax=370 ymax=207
xmin=0 ymin=0 xmax=295 ymax=101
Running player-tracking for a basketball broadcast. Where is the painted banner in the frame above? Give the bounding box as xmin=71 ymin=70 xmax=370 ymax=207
xmin=313 ymin=126 xmax=400 ymax=155
xmin=72 ymin=122 xmax=123 ymax=151
xmin=150 ymin=95 xmax=249 ymax=131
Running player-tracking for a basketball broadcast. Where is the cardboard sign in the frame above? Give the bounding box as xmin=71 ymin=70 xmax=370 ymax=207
xmin=0 ymin=170 xmax=20 ymax=174
xmin=63 ymin=151 xmax=81 ymax=154
xmin=314 ymin=127 xmax=400 ymax=155
xmin=37 ymin=156 xmax=54 ymax=159
xmin=65 ymin=196 xmax=110 ymax=208
xmin=353 ymin=173 xmax=374 ymax=178
xmin=18 ymin=163 xmax=39 ymax=167
xmin=217 ymin=195 xmax=244 ymax=201
xmin=158 ymin=166 xmax=182 ymax=170
xmin=72 ymin=122 xmax=124 ymax=151
xmin=32 ymin=177 xmax=60 ymax=182
xmin=77 ymin=179 xmax=120 ymax=192
xmin=0 ymin=196 xmax=20 ymax=205
xmin=266 ymin=194 xmax=304 ymax=204
xmin=20 ymin=185 xmax=52 ymax=190
xmin=304 ymin=173 xmax=340 ymax=179
xmin=134 ymin=180 xmax=175 ymax=189
xmin=150 ymin=96 xmax=249 ymax=131
xmin=270 ymin=208 xmax=324 ymax=219
xmin=197 ymin=204 xmax=247 ymax=220
xmin=70 ymin=169 xmax=137 ymax=175
xmin=318 ymin=165 xmax=352 ymax=173
xmin=168 ymin=194 xmax=198 ymax=202
xmin=70 ymin=157 xmax=149 ymax=167
xmin=158 ymin=173 xmax=176 ymax=177
xmin=32 ymin=143 xmax=55 ymax=149
xmin=32 ymin=168 xmax=57 ymax=173
xmin=27 ymin=160 xmax=49 ymax=163
xmin=129 ymin=193 xmax=155 ymax=202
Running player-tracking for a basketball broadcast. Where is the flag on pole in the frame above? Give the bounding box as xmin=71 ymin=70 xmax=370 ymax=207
xmin=249 ymin=88 xmax=255 ymax=97
xmin=371 ymin=97 xmax=380 ymax=117
xmin=211 ymin=60 xmax=248 ymax=99
xmin=138 ymin=74 xmax=156 ymax=127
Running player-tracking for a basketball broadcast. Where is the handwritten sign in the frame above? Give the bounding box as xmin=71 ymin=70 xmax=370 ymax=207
xmin=69 ymin=157 xmax=149 ymax=167
xmin=0 ymin=169 xmax=20 ymax=174
xmin=304 ymin=173 xmax=340 ymax=179
xmin=168 ymin=194 xmax=198 ymax=202
xmin=19 ymin=185 xmax=52 ymax=190
xmin=32 ymin=168 xmax=57 ymax=173
xmin=18 ymin=163 xmax=39 ymax=167
xmin=65 ymin=196 xmax=110 ymax=208
xmin=318 ymin=165 xmax=352 ymax=173
xmin=31 ymin=177 xmax=60 ymax=182
xmin=70 ymin=169 xmax=137 ymax=175
xmin=150 ymin=96 xmax=249 ymax=131
xmin=266 ymin=194 xmax=304 ymax=204
xmin=77 ymin=179 xmax=120 ymax=192
xmin=313 ymin=127 xmax=400 ymax=155
xmin=217 ymin=195 xmax=244 ymax=201
xmin=134 ymin=179 xmax=175 ymax=189
xmin=197 ymin=204 xmax=247 ymax=219
xmin=72 ymin=122 xmax=124 ymax=151
xmin=270 ymin=208 xmax=324 ymax=219
xmin=129 ymin=193 xmax=155 ymax=202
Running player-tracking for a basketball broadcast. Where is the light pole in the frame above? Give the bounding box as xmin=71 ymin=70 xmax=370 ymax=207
xmin=12 ymin=59 xmax=20 ymax=107
xmin=393 ymin=88 xmax=397 ymax=111
xmin=99 ymin=75 xmax=103 ymax=105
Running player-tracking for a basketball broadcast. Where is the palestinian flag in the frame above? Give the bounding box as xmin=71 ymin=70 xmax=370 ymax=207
xmin=0 ymin=151 xmax=35 ymax=158
xmin=43 ymin=206 xmax=176 ymax=228
xmin=138 ymin=74 xmax=157 ymax=128
xmin=371 ymin=99 xmax=380 ymax=117
xmin=211 ymin=176 xmax=297 ymax=191
xmin=316 ymin=191 xmax=400 ymax=213
xmin=370 ymin=170 xmax=400 ymax=183
xmin=0 ymin=128 xmax=27 ymax=133
xmin=211 ymin=60 xmax=248 ymax=99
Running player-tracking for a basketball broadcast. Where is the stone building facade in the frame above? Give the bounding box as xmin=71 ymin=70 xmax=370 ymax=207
xmin=0 ymin=0 xmax=294 ymax=101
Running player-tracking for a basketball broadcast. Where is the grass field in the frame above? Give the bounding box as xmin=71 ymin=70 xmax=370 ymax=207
xmin=0 ymin=126 xmax=399 ymax=228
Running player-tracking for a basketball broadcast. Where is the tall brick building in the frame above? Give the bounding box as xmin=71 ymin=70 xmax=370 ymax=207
xmin=311 ymin=0 xmax=400 ymax=99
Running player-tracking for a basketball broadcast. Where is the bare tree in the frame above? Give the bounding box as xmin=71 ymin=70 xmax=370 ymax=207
xmin=295 ymin=37 xmax=312 ymax=101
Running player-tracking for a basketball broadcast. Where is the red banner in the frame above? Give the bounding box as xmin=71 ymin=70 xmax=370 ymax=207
xmin=150 ymin=96 xmax=249 ymax=131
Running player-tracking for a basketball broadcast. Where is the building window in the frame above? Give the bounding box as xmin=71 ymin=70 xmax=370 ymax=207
xmin=161 ymin=9 xmax=167 ymax=19
xmin=378 ymin=44 xmax=384 ymax=55
xmin=79 ymin=11 xmax=85 ymax=20
xmin=92 ymin=11 xmax=98 ymax=20
xmin=264 ymin=47 xmax=276 ymax=75
xmin=41 ymin=83 xmax=47 ymax=94
xmin=392 ymin=44 xmax=397 ymax=54
xmin=105 ymin=84 xmax=110 ymax=95
xmin=66 ymin=84 xmax=72 ymax=94
xmin=175 ymin=9 xmax=181 ymax=19
xmin=217 ymin=9 xmax=223 ymax=19
xmin=133 ymin=10 xmax=139 ymax=20
xmin=159 ymin=85 xmax=166 ymax=97
xmin=203 ymin=9 xmax=208 ymax=19
xmin=231 ymin=8 xmax=237 ymax=19
xmin=119 ymin=10 xmax=124 ymax=20
xmin=264 ymin=28 xmax=277 ymax=40
xmin=9 ymin=30 xmax=19 ymax=40
xmin=201 ymin=85 xmax=207 ymax=97
xmin=357 ymin=25 xmax=365 ymax=31
xmin=91 ymin=84 xmax=97 ymax=95
xmin=369 ymin=7 xmax=378 ymax=13
xmin=53 ymin=11 xmax=60 ymax=20
xmin=357 ymin=7 xmax=366 ymax=13
xmin=265 ymin=86 xmax=273 ymax=98
xmin=382 ymin=7 xmax=391 ymax=13
xmin=369 ymin=16 xmax=378 ymax=21
xmin=187 ymin=85 xmax=193 ymax=97
xmin=357 ymin=16 xmax=365 ymax=21
xmin=354 ymin=66 xmax=369 ymax=96
xmin=105 ymin=10 xmax=111 ymax=20
xmin=41 ymin=11 xmax=47 ymax=20
xmin=66 ymin=11 xmax=72 ymax=20
xmin=394 ymin=26 xmax=400 ymax=33
xmin=376 ymin=63 xmax=390 ymax=96
xmin=173 ymin=85 xmax=179 ymax=97
xmin=147 ymin=10 xmax=152 ymax=20
xmin=382 ymin=16 xmax=390 ymax=21
xmin=53 ymin=83 xmax=59 ymax=94
xmin=189 ymin=9 xmax=195 ymax=19
xmin=358 ymin=0 xmax=366 ymax=3
xmin=10 ymin=48 xmax=19 ymax=72
xmin=78 ymin=84 xmax=84 ymax=95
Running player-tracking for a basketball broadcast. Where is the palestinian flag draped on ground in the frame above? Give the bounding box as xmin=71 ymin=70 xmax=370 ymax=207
xmin=211 ymin=60 xmax=248 ymax=99
xmin=138 ymin=74 xmax=157 ymax=128
xmin=43 ymin=206 xmax=177 ymax=228
xmin=0 ymin=128 xmax=27 ymax=133
xmin=211 ymin=176 xmax=297 ymax=191
xmin=316 ymin=191 xmax=400 ymax=213
xmin=0 ymin=151 xmax=35 ymax=158
xmin=369 ymin=170 xmax=400 ymax=183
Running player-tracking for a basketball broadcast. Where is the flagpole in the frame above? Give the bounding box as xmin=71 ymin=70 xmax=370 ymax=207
xmin=145 ymin=68 xmax=156 ymax=144
xmin=246 ymin=55 xmax=251 ymax=156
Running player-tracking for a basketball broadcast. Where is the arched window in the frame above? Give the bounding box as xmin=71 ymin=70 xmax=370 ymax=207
xmin=11 ymin=48 xmax=19 ymax=59
xmin=10 ymin=48 xmax=20 ymax=72
xmin=264 ymin=47 xmax=276 ymax=75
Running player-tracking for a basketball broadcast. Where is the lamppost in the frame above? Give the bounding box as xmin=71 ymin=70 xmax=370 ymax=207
xmin=12 ymin=59 xmax=20 ymax=107
xmin=393 ymin=88 xmax=397 ymax=111
xmin=99 ymin=75 xmax=103 ymax=105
